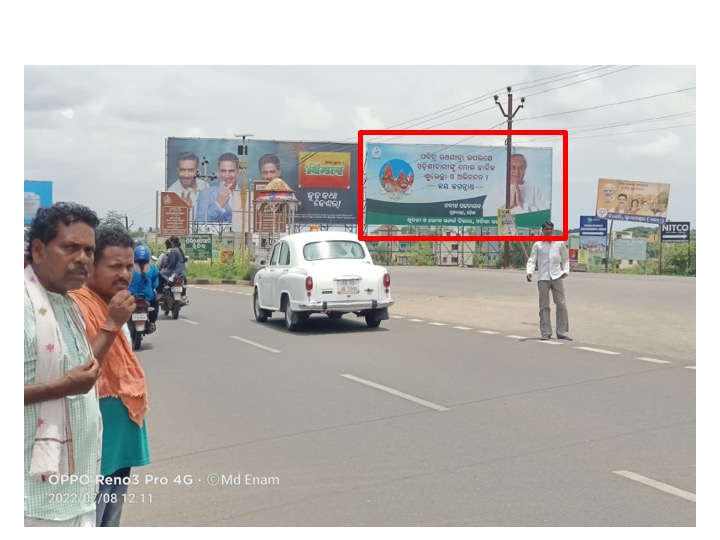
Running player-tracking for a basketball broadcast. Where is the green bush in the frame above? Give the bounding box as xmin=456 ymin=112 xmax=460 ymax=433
xmin=187 ymin=254 xmax=253 ymax=281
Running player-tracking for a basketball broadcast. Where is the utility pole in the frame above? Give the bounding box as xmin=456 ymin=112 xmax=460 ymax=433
xmin=234 ymin=133 xmax=253 ymax=259
xmin=494 ymin=87 xmax=525 ymax=268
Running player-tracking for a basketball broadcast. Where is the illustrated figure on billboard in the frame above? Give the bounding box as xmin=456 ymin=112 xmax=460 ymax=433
xmin=615 ymin=193 xmax=629 ymax=214
xmin=259 ymin=153 xmax=282 ymax=181
xmin=637 ymin=200 xmax=655 ymax=216
xmin=629 ymin=199 xmax=640 ymax=214
xmin=485 ymin=154 xmax=550 ymax=215
xmin=168 ymin=152 xmax=203 ymax=209
xmin=195 ymin=152 xmax=239 ymax=223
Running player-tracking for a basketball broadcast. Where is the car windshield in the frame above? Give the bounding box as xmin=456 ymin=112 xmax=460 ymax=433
xmin=303 ymin=241 xmax=365 ymax=261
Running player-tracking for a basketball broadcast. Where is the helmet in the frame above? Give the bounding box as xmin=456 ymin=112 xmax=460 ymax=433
xmin=134 ymin=245 xmax=151 ymax=263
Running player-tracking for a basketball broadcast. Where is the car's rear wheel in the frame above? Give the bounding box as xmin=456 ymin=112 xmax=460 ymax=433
xmin=365 ymin=313 xmax=381 ymax=328
xmin=284 ymin=299 xmax=299 ymax=331
xmin=254 ymin=290 xmax=269 ymax=322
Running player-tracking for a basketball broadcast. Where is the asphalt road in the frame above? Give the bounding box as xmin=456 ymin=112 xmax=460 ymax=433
xmin=121 ymin=269 xmax=696 ymax=527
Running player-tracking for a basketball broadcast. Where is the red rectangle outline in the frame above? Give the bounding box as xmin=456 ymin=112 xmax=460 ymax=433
xmin=357 ymin=130 xmax=568 ymax=242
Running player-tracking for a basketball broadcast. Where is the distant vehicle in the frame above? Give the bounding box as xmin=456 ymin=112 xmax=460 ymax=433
xmin=253 ymin=231 xmax=393 ymax=331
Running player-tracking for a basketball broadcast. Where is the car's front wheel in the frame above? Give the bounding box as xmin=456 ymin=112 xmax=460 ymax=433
xmin=254 ymin=290 xmax=269 ymax=322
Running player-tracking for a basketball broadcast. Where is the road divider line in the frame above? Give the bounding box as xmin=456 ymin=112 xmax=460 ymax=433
xmin=180 ymin=319 xmax=199 ymax=325
xmin=506 ymin=335 xmax=529 ymax=340
xmin=636 ymin=357 xmax=671 ymax=364
xmin=684 ymin=366 xmax=696 ymax=370
xmin=612 ymin=470 xmax=696 ymax=502
xmin=429 ymin=322 xmax=447 ymax=326
xmin=576 ymin=346 xmax=621 ymax=355
xmin=230 ymin=336 xmax=281 ymax=354
xmin=408 ymin=319 xmax=424 ymax=322
xmin=340 ymin=374 xmax=450 ymax=411
xmin=453 ymin=326 xmax=472 ymax=330
xmin=479 ymin=330 xmax=499 ymax=334
xmin=391 ymin=315 xmax=405 ymax=319
xmin=538 ymin=340 xmax=562 ymax=345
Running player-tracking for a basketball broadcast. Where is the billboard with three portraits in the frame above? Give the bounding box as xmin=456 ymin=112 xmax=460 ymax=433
xmin=165 ymin=137 xmax=358 ymax=226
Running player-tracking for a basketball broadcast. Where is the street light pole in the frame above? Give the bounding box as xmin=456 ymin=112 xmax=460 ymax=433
xmin=234 ymin=133 xmax=254 ymax=258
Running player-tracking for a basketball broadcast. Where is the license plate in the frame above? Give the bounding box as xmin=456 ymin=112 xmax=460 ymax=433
xmin=171 ymin=287 xmax=183 ymax=292
xmin=337 ymin=279 xmax=359 ymax=294
xmin=132 ymin=313 xmax=148 ymax=321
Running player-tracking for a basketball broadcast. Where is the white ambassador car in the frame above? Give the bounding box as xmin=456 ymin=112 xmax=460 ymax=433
xmin=253 ymin=231 xmax=394 ymax=331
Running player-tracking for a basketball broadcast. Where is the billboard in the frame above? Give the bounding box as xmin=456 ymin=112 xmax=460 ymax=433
xmin=364 ymin=142 xmax=552 ymax=229
xmin=160 ymin=192 xmax=190 ymax=236
xmin=24 ymin=180 xmax=53 ymax=225
xmin=596 ymin=179 xmax=671 ymax=225
xmin=613 ymin=239 xmax=647 ymax=261
xmin=661 ymin=221 xmax=691 ymax=243
xmin=579 ymin=215 xmax=608 ymax=237
xmin=166 ymin=138 xmax=358 ymax=225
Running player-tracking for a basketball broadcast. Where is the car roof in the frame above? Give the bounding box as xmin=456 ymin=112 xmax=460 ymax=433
xmin=281 ymin=231 xmax=361 ymax=244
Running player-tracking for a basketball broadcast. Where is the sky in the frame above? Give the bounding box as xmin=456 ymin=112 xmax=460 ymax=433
xmin=12 ymin=1 xmax=710 ymax=536
xmin=23 ymin=64 xmax=695 ymax=233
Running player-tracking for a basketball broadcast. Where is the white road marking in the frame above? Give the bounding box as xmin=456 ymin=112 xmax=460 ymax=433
xmin=636 ymin=357 xmax=671 ymax=364
xmin=506 ymin=335 xmax=528 ymax=340
xmin=576 ymin=346 xmax=621 ymax=355
xmin=408 ymin=319 xmax=424 ymax=322
xmin=429 ymin=322 xmax=447 ymax=326
xmin=538 ymin=340 xmax=562 ymax=345
xmin=230 ymin=336 xmax=281 ymax=353
xmin=453 ymin=326 xmax=473 ymax=330
xmin=180 ymin=319 xmax=199 ymax=325
xmin=340 ymin=374 xmax=450 ymax=411
xmin=391 ymin=315 xmax=405 ymax=319
xmin=684 ymin=366 xmax=696 ymax=370
xmin=612 ymin=470 xmax=696 ymax=503
xmin=479 ymin=330 xmax=499 ymax=334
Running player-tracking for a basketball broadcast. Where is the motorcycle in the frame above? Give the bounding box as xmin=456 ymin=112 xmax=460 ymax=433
xmin=161 ymin=273 xmax=187 ymax=320
xmin=127 ymin=293 xmax=155 ymax=350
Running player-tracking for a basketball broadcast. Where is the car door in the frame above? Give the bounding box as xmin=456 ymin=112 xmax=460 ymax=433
xmin=271 ymin=241 xmax=291 ymax=306
xmin=259 ymin=243 xmax=281 ymax=308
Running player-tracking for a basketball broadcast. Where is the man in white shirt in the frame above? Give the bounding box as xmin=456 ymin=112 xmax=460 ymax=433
xmin=167 ymin=152 xmax=204 ymax=211
xmin=526 ymin=221 xmax=571 ymax=341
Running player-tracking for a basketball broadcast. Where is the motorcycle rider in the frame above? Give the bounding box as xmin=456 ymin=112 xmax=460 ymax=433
xmin=129 ymin=245 xmax=159 ymax=333
xmin=159 ymin=236 xmax=188 ymax=303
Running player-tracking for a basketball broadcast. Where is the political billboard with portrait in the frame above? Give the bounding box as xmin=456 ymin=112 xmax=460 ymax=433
xmin=595 ymin=178 xmax=671 ymax=225
xmin=166 ymin=137 xmax=358 ymax=225
xmin=364 ymin=143 xmax=552 ymax=228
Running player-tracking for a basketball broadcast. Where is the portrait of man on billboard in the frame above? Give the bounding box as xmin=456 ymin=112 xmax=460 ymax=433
xmin=195 ymin=152 xmax=239 ymax=223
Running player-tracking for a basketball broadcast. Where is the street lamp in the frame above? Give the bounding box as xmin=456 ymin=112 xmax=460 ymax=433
xmin=233 ymin=133 xmax=254 ymax=257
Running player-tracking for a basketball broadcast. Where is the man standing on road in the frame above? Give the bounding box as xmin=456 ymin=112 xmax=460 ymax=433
xmin=69 ymin=227 xmax=150 ymax=527
xmin=24 ymin=202 xmax=103 ymax=526
xmin=526 ymin=221 xmax=572 ymax=341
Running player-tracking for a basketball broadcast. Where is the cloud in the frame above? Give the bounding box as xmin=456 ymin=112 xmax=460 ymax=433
xmin=626 ymin=132 xmax=681 ymax=158
xmin=284 ymin=97 xmax=333 ymax=130
xmin=352 ymin=107 xmax=384 ymax=131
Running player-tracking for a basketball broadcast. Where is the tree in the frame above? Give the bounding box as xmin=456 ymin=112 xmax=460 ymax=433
xmin=410 ymin=242 xmax=435 ymax=266
xmin=101 ymin=210 xmax=127 ymax=230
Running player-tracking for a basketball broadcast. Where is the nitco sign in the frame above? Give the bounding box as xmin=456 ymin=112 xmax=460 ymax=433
xmin=660 ymin=221 xmax=690 ymax=243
